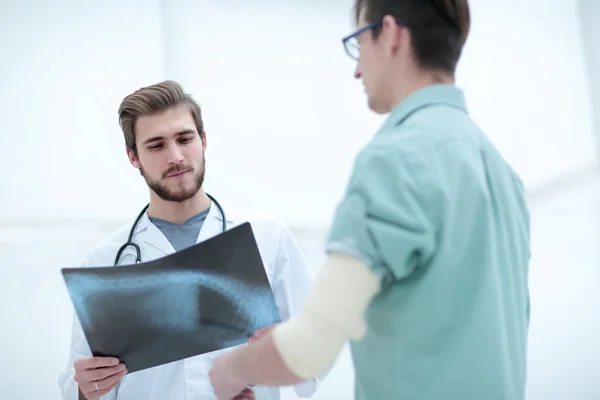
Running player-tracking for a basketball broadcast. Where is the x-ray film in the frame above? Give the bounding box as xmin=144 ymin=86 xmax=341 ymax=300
xmin=61 ymin=222 xmax=281 ymax=374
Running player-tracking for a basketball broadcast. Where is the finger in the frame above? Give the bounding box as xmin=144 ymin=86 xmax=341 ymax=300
xmin=90 ymin=377 xmax=122 ymax=398
xmin=97 ymin=367 xmax=128 ymax=391
xmin=254 ymin=327 xmax=270 ymax=336
xmin=234 ymin=393 xmax=256 ymax=400
xmin=80 ymin=367 xmax=127 ymax=396
xmin=251 ymin=327 xmax=273 ymax=342
xmin=77 ymin=363 xmax=126 ymax=384
xmin=234 ymin=393 xmax=255 ymax=400
xmin=75 ymin=356 xmax=120 ymax=371
xmin=89 ymin=357 xmax=121 ymax=369
xmin=236 ymin=387 xmax=255 ymax=398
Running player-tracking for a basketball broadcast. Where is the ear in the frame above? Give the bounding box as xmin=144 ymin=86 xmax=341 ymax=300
xmin=382 ymin=15 xmax=404 ymax=55
xmin=202 ymin=131 xmax=207 ymax=151
xmin=127 ymin=148 xmax=141 ymax=169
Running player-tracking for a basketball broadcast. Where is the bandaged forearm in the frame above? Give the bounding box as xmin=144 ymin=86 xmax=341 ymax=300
xmin=272 ymin=252 xmax=382 ymax=379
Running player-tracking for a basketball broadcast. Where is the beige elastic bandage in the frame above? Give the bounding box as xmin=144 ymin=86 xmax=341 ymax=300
xmin=272 ymin=253 xmax=381 ymax=379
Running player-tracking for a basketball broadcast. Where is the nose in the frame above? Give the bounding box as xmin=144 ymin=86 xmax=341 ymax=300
xmin=354 ymin=63 xmax=362 ymax=79
xmin=166 ymin=145 xmax=184 ymax=164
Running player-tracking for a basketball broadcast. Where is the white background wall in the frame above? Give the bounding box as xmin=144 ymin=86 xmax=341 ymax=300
xmin=1 ymin=0 xmax=598 ymax=226
xmin=1 ymin=0 xmax=599 ymax=399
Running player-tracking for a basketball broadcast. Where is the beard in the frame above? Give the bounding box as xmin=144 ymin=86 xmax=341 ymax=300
xmin=140 ymin=156 xmax=205 ymax=203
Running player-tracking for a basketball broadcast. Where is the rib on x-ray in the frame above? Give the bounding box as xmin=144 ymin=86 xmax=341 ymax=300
xmin=61 ymin=223 xmax=281 ymax=374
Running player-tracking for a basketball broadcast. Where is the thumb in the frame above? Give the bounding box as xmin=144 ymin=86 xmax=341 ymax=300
xmin=254 ymin=328 xmax=266 ymax=337
xmin=255 ymin=326 xmax=273 ymax=337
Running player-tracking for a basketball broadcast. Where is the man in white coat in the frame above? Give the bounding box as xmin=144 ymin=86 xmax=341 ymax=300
xmin=57 ymin=80 xmax=320 ymax=400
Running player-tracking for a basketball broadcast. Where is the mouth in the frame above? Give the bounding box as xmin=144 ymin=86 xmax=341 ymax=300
xmin=168 ymin=170 xmax=189 ymax=178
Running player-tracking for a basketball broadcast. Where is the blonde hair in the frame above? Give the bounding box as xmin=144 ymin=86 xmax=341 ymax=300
xmin=118 ymin=80 xmax=205 ymax=154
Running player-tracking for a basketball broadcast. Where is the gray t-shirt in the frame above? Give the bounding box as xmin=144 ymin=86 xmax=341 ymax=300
xmin=149 ymin=207 xmax=210 ymax=252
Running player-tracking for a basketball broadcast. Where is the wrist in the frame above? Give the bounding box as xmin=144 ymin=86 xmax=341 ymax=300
xmin=229 ymin=350 xmax=249 ymax=386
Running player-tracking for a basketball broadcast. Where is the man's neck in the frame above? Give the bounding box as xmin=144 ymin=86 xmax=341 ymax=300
xmin=388 ymin=70 xmax=455 ymax=112
xmin=147 ymin=189 xmax=212 ymax=224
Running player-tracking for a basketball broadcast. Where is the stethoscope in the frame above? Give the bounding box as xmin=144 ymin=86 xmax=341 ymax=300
xmin=113 ymin=193 xmax=227 ymax=266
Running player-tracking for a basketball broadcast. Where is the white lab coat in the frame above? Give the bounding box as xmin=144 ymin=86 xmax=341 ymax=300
xmin=57 ymin=201 xmax=319 ymax=400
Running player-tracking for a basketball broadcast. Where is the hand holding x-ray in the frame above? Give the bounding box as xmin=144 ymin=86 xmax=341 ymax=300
xmin=73 ymin=356 xmax=127 ymax=400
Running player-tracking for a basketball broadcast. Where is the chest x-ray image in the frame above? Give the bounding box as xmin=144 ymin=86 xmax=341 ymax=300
xmin=61 ymin=223 xmax=281 ymax=373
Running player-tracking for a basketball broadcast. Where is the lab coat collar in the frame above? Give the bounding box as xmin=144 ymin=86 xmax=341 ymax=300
xmin=379 ymin=84 xmax=468 ymax=132
xmin=131 ymin=199 xmax=234 ymax=256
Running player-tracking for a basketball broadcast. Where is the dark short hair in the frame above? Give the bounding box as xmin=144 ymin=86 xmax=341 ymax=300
xmin=354 ymin=0 xmax=470 ymax=75
xmin=118 ymin=80 xmax=205 ymax=154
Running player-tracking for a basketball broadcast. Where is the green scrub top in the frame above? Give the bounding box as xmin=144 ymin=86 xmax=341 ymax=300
xmin=326 ymin=84 xmax=530 ymax=400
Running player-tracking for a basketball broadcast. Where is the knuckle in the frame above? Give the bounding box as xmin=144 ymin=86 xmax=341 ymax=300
xmin=74 ymin=359 xmax=85 ymax=370
xmin=99 ymin=382 xmax=118 ymax=396
xmin=111 ymin=365 xmax=124 ymax=374
xmin=89 ymin=369 xmax=100 ymax=381
xmin=94 ymin=369 xmax=108 ymax=381
xmin=104 ymin=374 xmax=119 ymax=387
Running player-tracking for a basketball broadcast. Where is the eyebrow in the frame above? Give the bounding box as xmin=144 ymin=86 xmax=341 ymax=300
xmin=142 ymin=129 xmax=196 ymax=145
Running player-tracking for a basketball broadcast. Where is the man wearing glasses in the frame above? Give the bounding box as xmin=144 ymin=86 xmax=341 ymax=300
xmin=209 ymin=1 xmax=531 ymax=399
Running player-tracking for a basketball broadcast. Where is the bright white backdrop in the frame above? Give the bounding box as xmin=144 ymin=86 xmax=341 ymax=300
xmin=0 ymin=0 xmax=599 ymax=399
xmin=0 ymin=0 xmax=597 ymax=226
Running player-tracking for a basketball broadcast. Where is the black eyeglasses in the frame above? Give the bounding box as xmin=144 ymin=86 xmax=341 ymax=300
xmin=341 ymin=20 xmax=404 ymax=60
